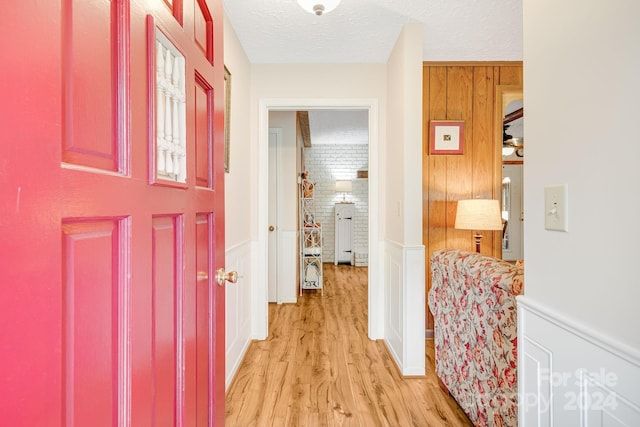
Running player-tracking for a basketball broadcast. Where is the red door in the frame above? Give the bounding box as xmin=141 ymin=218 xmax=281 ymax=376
xmin=0 ymin=0 xmax=226 ymax=425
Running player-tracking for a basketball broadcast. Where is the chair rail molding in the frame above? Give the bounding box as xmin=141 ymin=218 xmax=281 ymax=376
xmin=518 ymin=296 xmax=640 ymax=426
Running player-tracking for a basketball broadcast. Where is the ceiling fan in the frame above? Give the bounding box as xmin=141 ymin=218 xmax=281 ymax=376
xmin=503 ymin=107 xmax=524 ymax=157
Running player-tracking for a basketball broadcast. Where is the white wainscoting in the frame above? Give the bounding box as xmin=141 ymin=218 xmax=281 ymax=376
xmin=225 ymin=240 xmax=255 ymax=390
xmin=278 ymin=230 xmax=297 ymax=303
xmin=518 ymin=296 xmax=640 ymax=427
xmin=383 ymin=241 xmax=425 ymax=376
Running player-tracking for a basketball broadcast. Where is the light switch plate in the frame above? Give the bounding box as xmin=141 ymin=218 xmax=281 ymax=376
xmin=544 ymin=184 xmax=568 ymax=231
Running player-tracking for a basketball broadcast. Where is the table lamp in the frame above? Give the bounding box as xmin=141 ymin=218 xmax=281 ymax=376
xmin=455 ymin=199 xmax=503 ymax=253
xmin=335 ymin=180 xmax=352 ymax=203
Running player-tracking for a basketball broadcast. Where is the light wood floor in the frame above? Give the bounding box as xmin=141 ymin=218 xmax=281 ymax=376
xmin=225 ymin=264 xmax=472 ymax=427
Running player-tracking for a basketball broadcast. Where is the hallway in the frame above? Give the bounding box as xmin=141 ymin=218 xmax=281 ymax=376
xmin=225 ymin=264 xmax=471 ymax=426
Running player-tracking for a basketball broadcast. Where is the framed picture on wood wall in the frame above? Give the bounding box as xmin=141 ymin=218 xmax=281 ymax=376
xmin=429 ymin=120 xmax=464 ymax=155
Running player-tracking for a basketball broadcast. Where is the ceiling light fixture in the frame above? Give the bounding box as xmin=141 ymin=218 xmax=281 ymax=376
xmin=297 ymin=0 xmax=341 ymax=16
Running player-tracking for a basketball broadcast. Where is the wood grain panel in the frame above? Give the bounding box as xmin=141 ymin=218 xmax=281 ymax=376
xmin=445 ymin=66 xmax=473 ymax=251
xmin=425 ymin=66 xmax=447 ymax=330
xmin=471 ymin=66 xmax=496 ymax=252
xmin=62 ymin=219 xmax=122 ymax=426
xmin=498 ymin=66 xmax=524 ymax=86
xmin=422 ymin=62 xmax=523 ymax=331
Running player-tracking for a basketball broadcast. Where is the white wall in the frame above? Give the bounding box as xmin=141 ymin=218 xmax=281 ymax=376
xmin=249 ymin=62 xmax=387 ymax=257
xmin=523 ymin=0 xmax=640 ymax=357
xmin=520 ymin=0 xmax=640 ymax=423
xmin=223 ymin=14 xmax=254 ymax=389
xmin=251 ymin=63 xmax=387 ymax=341
xmin=382 ymin=23 xmax=425 ymax=375
xmin=223 ymin=15 xmax=252 ymax=249
xmin=385 ymin=24 xmax=423 ymax=247
xmin=224 ymin=21 xmax=427 ymax=379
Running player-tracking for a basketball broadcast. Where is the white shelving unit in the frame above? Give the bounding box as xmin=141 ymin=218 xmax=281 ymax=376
xmin=300 ymin=178 xmax=322 ymax=294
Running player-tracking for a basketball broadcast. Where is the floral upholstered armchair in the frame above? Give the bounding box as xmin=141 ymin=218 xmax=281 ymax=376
xmin=428 ymin=249 xmax=524 ymax=427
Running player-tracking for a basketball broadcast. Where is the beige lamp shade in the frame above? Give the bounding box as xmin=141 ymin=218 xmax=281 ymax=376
xmin=455 ymin=199 xmax=503 ymax=231
xmin=335 ymin=180 xmax=352 ymax=193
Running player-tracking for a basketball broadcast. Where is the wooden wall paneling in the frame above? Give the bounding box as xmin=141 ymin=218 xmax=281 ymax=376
xmin=427 ymin=66 xmax=447 ymax=122
xmin=492 ymin=66 xmax=504 ymax=256
xmin=499 ymin=66 xmax=523 ymax=86
xmin=471 ymin=66 xmax=497 ymax=256
xmin=445 ymin=66 xmax=474 ymax=253
xmin=422 ymin=62 xmax=523 ymax=333
xmin=424 ymin=66 xmax=447 ymax=330
xmin=422 ymin=65 xmax=431 ymax=278
xmin=422 ymin=142 xmax=430 ymax=331
xmin=426 ymin=66 xmax=447 ymax=257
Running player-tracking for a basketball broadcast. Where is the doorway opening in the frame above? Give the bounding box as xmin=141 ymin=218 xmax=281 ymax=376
xmin=296 ymin=109 xmax=369 ymax=294
xmin=499 ymin=89 xmax=524 ymax=261
xmin=256 ymin=99 xmax=382 ymax=341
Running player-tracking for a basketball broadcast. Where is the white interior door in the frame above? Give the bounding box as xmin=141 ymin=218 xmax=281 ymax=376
xmin=502 ymin=163 xmax=524 ymax=260
xmin=268 ymin=129 xmax=282 ymax=302
xmin=335 ymin=203 xmax=354 ymax=264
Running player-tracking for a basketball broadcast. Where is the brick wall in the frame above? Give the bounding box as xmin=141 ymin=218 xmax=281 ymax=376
xmin=303 ymin=144 xmax=368 ymax=264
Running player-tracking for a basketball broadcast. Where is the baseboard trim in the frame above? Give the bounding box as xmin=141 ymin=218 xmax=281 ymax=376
xmin=380 ymin=339 xmax=426 ymax=379
xmin=225 ymin=339 xmax=259 ymax=392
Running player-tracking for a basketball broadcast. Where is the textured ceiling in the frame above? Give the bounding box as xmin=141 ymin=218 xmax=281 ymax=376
xmin=223 ymin=0 xmax=523 ymax=64
xmin=308 ymin=110 xmax=369 ymax=145
xmin=224 ymin=1 xmax=523 ymax=145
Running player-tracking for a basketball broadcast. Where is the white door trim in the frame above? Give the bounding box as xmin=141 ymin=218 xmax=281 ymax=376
xmin=255 ymin=98 xmax=382 ymax=340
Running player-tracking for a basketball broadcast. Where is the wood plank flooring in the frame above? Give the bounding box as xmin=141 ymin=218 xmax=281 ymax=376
xmin=225 ymin=264 xmax=472 ymax=427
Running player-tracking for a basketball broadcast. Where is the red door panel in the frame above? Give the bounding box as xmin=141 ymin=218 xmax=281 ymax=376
xmin=152 ymin=215 xmax=180 ymax=426
xmin=62 ymin=0 xmax=122 ymax=171
xmin=194 ymin=0 xmax=214 ymax=63
xmin=195 ymin=75 xmax=213 ymax=188
xmin=1 ymin=0 xmax=226 ymax=425
xmin=62 ymin=219 xmax=123 ymax=426
xmin=1 ymin=4 xmax=63 ymax=424
xmin=195 ymin=213 xmax=212 ymax=426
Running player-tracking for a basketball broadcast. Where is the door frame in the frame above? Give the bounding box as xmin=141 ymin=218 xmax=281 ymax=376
xmin=255 ymin=98 xmax=382 ymax=340
xmin=501 ymin=163 xmax=524 ymax=260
